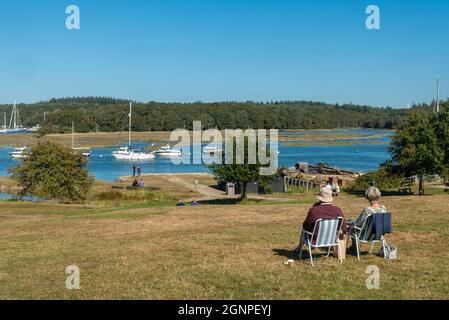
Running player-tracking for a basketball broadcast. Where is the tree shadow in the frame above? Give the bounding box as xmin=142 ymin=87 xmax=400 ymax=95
xmin=198 ymin=198 xmax=263 ymax=205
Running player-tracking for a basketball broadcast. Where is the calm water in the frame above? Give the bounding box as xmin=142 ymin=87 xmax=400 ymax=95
xmin=0 ymin=192 xmax=45 ymax=202
xmin=0 ymin=129 xmax=393 ymax=182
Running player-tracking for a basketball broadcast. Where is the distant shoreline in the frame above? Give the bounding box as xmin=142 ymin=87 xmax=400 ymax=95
xmin=0 ymin=128 xmax=394 ymax=148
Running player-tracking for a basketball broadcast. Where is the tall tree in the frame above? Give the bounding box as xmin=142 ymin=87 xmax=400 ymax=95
xmin=209 ymin=136 xmax=277 ymax=199
xmin=389 ymin=110 xmax=444 ymax=195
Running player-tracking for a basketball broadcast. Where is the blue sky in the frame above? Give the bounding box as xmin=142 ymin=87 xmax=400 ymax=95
xmin=0 ymin=0 xmax=448 ymax=107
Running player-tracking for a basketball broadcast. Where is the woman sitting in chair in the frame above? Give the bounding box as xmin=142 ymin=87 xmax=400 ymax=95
xmin=355 ymin=187 xmax=387 ymax=228
xmin=348 ymin=187 xmax=393 ymax=258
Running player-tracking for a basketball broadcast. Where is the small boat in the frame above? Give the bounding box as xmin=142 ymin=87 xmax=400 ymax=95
xmin=112 ymin=146 xmax=155 ymax=161
xmin=203 ymin=146 xmax=222 ymax=155
xmin=25 ymin=125 xmax=41 ymax=133
xmin=73 ymin=147 xmax=92 ymax=158
xmin=155 ymin=144 xmax=182 ymax=157
xmin=71 ymin=122 xmax=91 ymax=158
xmin=112 ymin=102 xmax=156 ymax=161
xmin=9 ymin=147 xmax=28 ymax=160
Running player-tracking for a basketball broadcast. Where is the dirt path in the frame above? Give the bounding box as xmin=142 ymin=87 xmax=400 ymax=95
xmin=162 ymin=175 xmax=229 ymax=200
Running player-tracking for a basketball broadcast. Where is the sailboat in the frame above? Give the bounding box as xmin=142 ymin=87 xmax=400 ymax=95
xmin=71 ymin=122 xmax=92 ymax=157
xmin=112 ymin=102 xmax=155 ymax=161
xmin=2 ymin=101 xmax=25 ymax=133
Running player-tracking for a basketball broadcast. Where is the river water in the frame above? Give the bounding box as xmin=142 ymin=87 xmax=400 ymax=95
xmin=0 ymin=129 xmax=393 ymax=182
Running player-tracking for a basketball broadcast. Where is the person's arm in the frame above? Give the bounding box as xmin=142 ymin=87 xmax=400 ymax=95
xmin=355 ymin=209 xmax=369 ymax=228
xmin=303 ymin=208 xmax=316 ymax=233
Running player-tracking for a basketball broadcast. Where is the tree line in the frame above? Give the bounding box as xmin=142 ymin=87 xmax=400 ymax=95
xmin=0 ymin=97 xmax=444 ymax=134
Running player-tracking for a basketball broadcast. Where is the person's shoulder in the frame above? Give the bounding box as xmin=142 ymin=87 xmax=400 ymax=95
xmin=331 ymin=205 xmax=344 ymax=214
xmin=308 ymin=203 xmax=322 ymax=213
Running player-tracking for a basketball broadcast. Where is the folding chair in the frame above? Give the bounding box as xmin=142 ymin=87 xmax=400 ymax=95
xmin=299 ymin=217 xmax=344 ymax=267
xmin=349 ymin=214 xmax=387 ymax=260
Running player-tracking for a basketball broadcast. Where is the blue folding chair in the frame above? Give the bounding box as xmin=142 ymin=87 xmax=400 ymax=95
xmin=299 ymin=217 xmax=344 ymax=267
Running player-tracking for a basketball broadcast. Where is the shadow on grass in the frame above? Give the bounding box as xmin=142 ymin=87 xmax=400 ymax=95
xmin=273 ymin=248 xmax=340 ymax=261
xmin=344 ymin=190 xmax=413 ymax=197
xmin=346 ymin=188 xmax=448 ymax=197
xmin=198 ymin=198 xmax=263 ymax=205
xmin=273 ymin=244 xmax=371 ymax=262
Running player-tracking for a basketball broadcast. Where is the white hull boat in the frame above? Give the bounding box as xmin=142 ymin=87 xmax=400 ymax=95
xmin=112 ymin=102 xmax=156 ymax=161
xmin=73 ymin=147 xmax=92 ymax=158
xmin=203 ymin=146 xmax=222 ymax=155
xmin=9 ymin=147 xmax=28 ymax=160
xmin=155 ymin=144 xmax=182 ymax=157
xmin=113 ymin=147 xmax=155 ymax=161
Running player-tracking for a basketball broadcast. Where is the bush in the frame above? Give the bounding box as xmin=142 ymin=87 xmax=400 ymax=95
xmin=345 ymin=167 xmax=404 ymax=193
xmin=10 ymin=141 xmax=93 ymax=202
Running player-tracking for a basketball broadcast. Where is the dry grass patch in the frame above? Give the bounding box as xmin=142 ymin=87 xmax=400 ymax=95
xmin=0 ymin=193 xmax=448 ymax=299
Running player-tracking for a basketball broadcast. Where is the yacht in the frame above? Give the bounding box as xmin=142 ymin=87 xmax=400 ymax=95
xmin=26 ymin=125 xmax=41 ymax=133
xmin=113 ymin=146 xmax=155 ymax=161
xmin=155 ymin=144 xmax=182 ymax=157
xmin=9 ymin=147 xmax=28 ymax=160
xmin=203 ymin=146 xmax=222 ymax=155
xmin=112 ymin=102 xmax=155 ymax=161
xmin=3 ymin=101 xmax=26 ymax=133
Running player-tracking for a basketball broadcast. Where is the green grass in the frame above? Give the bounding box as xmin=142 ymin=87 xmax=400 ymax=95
xmin=1 ymin=192 xmax=448 ymax=299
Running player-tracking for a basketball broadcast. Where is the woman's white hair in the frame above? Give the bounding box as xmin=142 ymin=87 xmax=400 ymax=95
xmin=365 ymin=187 xmax=381 ymax=204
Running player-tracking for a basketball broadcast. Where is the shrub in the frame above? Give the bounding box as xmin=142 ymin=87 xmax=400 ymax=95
xmin=10 ymin=141 xmax=92 ymax=202
xmin=345 ymin=167 xmax=404 ymax=193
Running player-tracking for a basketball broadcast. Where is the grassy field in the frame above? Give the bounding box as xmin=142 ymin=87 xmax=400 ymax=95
xmin=1 ymin=180 xmax=448 ymax=299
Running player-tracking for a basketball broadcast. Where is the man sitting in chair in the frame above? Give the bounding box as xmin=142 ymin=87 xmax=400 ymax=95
xmin=294 ymin=187 xmax=347 ymax=252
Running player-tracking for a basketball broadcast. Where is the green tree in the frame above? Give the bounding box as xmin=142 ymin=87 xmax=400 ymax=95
xmin=389 ymin=110 xmax=444 ymax=195
xmin=10 ymin=141 xmax=93 ymax=202
xmin=209 ymin=136 xmax=277 ymax=199
xmin=431 ymin=111 xmax=449 ymax=183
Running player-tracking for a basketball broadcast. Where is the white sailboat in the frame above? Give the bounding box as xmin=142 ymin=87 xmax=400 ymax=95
xmin=71 ymin=122 xmax=92 ymax=157
xmin=112 ymin=102 xmax=155 ymax=161
xmin=2 ymin=101 xmax=25 ymax=133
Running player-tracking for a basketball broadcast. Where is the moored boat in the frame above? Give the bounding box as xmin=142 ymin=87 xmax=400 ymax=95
xmin=9 ymin=147 xmax=28 ymax=160
xmin=155 ymin=144 xmax=182 ymax=157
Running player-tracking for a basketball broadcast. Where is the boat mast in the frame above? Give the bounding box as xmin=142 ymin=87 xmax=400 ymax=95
xmin=8 ymin=101 xmax=15 ymax=129
xmin=8 ymin=100 xmax=22 ymax=129
xmin=128 ymin=102 xmax=132 ymax=147
xmin=72 ymin=121 xmax=75 ymax=149
xmin=436 ymin=77 xmax=440 ymax=113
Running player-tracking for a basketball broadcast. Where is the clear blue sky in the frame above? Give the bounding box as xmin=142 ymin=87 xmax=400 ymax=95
xmin=1 ymin=0 xmax=448 ymax=107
